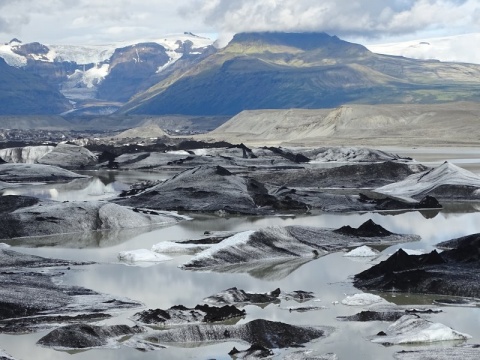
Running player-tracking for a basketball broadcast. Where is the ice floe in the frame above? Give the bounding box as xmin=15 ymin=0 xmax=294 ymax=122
xmin=118 ymin=249 xmax=171 ymax=263
xmin=372 ymin=315 xmax=471 ymax=345
xmin=341 ymin=293 xmax=390 ymax=306
xmin=151 ymin=241 xmax=210 ymax=254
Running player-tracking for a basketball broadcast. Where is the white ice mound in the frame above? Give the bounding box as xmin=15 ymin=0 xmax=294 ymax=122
xmin=344 ymin=245 xmax=379 ymax=257
xmin=341 ymin=293 xmax=389 ymax=306
xmin=118 ymin=249 xmax=171 ymax=263
xmin=375 ymin=161 xmax=480 ymax=201
xmin=372 ymin=314 xmax=471 ymax=344
xmin=151 ymin=241 xmax=209 ymax=254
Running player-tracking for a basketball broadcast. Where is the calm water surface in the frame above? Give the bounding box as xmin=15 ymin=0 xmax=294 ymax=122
xmin=1 ymin=149 xmax=480 ymax=359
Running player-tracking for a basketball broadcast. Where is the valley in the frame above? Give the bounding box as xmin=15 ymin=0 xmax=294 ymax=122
xmin=0 ymin=30 xmax=480 ymax=360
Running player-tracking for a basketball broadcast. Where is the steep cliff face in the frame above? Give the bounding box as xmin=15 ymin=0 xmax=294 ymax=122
xmin=96 ymin=43 xmax=171 ymax=102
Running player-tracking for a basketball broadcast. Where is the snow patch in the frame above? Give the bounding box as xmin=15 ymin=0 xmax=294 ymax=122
xmin=367 ymin=33 xmax=480 ymax=65
xmin=0 ymin=43 xmax=27 ymax=67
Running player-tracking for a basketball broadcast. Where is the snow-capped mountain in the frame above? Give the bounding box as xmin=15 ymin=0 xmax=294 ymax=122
xmin=366 ymin=33 xmax=480 ymax=65
xmin=0 ymin=33 xmax=215 ymax=113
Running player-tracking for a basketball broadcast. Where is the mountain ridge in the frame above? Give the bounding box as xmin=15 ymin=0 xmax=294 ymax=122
xmin=120 ymin=31 xmax=480 ymax=116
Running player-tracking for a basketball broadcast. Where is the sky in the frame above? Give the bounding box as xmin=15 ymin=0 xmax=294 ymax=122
xmin=0 ymin=0 xmax=479 ymax=45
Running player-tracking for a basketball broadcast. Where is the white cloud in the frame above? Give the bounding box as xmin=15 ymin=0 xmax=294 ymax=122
xmin=185 ymin=0 xmax=480 ymax=39
xmin=0 ymin=0 xmax=477 ymax=44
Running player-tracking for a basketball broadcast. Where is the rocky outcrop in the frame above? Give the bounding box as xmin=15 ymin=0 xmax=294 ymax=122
xmin=182 ymin=221 xmax=419 ymax=270
xmin=354 ymin=234 xmax=480 ymax=297
xmin=0 ymin=195 xmax=186 ymax=240
xmin=37 ymin=143 xmax=97 ymax=169
xmin=37 ymin=324 xmax=144 ymax=350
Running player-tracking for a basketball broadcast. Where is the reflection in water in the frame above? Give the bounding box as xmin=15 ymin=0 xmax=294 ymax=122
xmin=1 ymin=177 xmax=127 ymax=201
xmin=206 ymin=257 xmax=315 ymax=281
xmin=3 ymin=225 xmax=168 ymax=249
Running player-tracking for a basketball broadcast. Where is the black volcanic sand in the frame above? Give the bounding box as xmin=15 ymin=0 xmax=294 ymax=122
xmin=354 ymin=233 xmax=480 ymax=298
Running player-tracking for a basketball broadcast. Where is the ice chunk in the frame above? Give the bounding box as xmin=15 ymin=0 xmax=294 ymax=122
xmin=118 ymin=249 xmax=171 ymax=263
xmin=372 ymin=315 xmax=471 ymax=344
xmin=341 ymin=293 xmax=389 ymax=306
xmin=151 ymin=241 xmax=210 ymax=254
xmin=344 ymin=245 xmax=379 ymax=257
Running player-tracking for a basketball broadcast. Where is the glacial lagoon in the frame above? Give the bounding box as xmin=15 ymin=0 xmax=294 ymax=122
xmin=1 ymin=148 xmax=480 ymax=359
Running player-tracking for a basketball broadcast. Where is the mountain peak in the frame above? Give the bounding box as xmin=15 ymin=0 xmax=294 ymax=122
xmin=8 ymin=38 xmax=22 ymax=45
xmin=229 ymin=31 xmax=367 ymax=53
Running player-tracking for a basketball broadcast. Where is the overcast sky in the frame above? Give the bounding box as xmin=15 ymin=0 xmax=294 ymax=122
xmin=0 ymin=0 xmax=478 ymax=45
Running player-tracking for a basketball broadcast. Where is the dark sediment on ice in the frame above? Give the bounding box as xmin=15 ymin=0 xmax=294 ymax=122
xmin=250 ymin=162 xmax=427 ymax=188
xmin=203 ymin=287 xmax=281 ymax=306
xmin=182 ymin=220 xmax=419 ymax=269
xmin=132 ymin=304 xmax=246 ymax=326
xmin=143 ymin=319 xmax=326 ymax=349
xmin=354 ymin=233 xmax=480 ymax=297
xmin=37 ymin=324 xmax=144 ymax=349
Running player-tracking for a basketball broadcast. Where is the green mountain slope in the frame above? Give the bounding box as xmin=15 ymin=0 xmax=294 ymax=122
xmin=0 ymin=58 xmax=71 ymax=115
xmin=120 ymin=32 xmax=480 ymax=116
